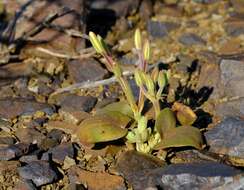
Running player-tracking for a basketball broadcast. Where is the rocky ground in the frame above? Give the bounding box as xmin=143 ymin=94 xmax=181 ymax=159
xmin=0 ymin=0 xmax=244 ymax=189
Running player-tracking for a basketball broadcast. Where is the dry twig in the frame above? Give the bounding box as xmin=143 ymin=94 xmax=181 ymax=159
xmin=52 ymin=57 xmax=176 ymax=95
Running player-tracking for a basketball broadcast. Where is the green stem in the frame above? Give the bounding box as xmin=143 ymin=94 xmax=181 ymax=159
xmin=117 ymin=76 xmax=139 ymax=119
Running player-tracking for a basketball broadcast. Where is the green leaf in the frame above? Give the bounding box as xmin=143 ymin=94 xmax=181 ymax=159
xmin=154 ymin=126 xmax=203 ymax=150
xmin=77 ymin=115 xmax=128 ymax=144
xmin=96 ymin=101 xmax=134 ymax=118
xmin=155 ymin=108 xmax=176 ymax=136
xmin=96 ymin=110 xmax=131 ymax=129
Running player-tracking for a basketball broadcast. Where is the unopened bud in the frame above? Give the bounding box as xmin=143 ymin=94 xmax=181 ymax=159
xmin=143 ymin=40 xmax=151 ymax=62
xmin=134 ymin=29 xmax=142 ymax=50
xmin=151 ymin=67 xmax=159 ymax=82
xmin=134 ymin=69 xmax=144 ymax=87
xmin=158 ymin=71 xmax=166 ymax=89
xmin=89 ymin=32 xmax=105 ymax=54
xmin=145 ymin=75 xmax=155 ymax=95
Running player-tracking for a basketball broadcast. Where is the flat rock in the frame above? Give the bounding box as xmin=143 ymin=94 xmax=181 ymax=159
xmin=46 ymin=120 xmax=78 ymax=135
xmin=220 ymin=59 xmax=244 ymax=98
xmin=225 ymin=14 xmax=244 ymax=36
xmin=178 ymin=33 xmax=206 ymax=46
xmin=54 ymin=94 xmax=97 ymax=113
xmin=68 ymin=166 xmax=126 ymax=190
xmin=41 ymin=143 xmax=74 ymax=164
xmin=18 ymin=161 xmax=58 ymax=187
xmin=197 ymin=55 xmax=244 ymax=118
xmin=90 ymin=0 xmax=140 ymax=17
xmin=0 ymin=161 xmax=20 ymax=175
xmin=147 ymin=20 xmax=180 ymax=38
xmin=0 ymin=143 xmax=30 ymax=161
xmin=205 ymin=117 xmax=244 ymax=158
xmin=14 ymin=180 xmax=37 ymax=190
xmin=124 ymin=162 xmax=243 ymax=190
xmin=19 ymin=155 xmax=39 ymax=164
xmin=15 ymin=128 xmax=46 ymax=146
xmin=116 ymin=151 xmax=165 ymax=179
xmin=0 ymin=136 xmax=16 ymax=145
xmin=68 ymin=58 xmax=107 ymax=83
xmin=59 ymin=108 xmax=90 ymax=125
xmin=5 ymin=0 xmax=86 ymax=53
xmin=0 ymin=98 xmax=54 ymax=119
xmin=215 ymin=97 xmax=244 ymax=119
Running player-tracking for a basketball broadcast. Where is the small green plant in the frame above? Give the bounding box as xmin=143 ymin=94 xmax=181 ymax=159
xmin=77 ymin=29 xmax=203 ymax=156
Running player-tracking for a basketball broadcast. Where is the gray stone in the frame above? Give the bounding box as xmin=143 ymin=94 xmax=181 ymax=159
xmin=19 ymin=155 xmax=39 ymax=164
xmin=220 ymin=59 xmax=244 ymax=98
xmin=0 ymin=143 xmax=30 ymax=160
xmin=68 ymin=58 xmax=107 ymax=83
xmin=205 ymin=117 xmax=244 ymax=158
xmin=18 ymin=161 xmax=58 ymax=187
xmin=123 ymin=162 xmax=243 ymax=190
xmin=178 ymin=33 xmax=206 ymax=46
xmin=147 ymin=21 xmax=180 ymax=38
xmin=215 ymin=97 xmax=244 ymax=119
xmin=0 ymin=98 xmax=54 ymax=119
xmin=90 ymin=0 xmax=140 ymax=17
xmin=197 ymin=56 xmax=244 ymax=118
xmin=41 ymin=143 xmax=74 ymax=164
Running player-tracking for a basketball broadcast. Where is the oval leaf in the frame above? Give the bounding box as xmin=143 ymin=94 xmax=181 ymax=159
xmin=172 ymin=102 xmax=197 ymax=126
xmin=77 ymin=115 xmax=128 ymax=144
xmin=154 ymin=126 xmax=203 ymax=150
xmin=155 ymin=108 xmax=176 ymax=136
xmin=96 ymin=101 xmax=133 ymax=118
xmin=96 ymin=110 xmax=132 ymax=129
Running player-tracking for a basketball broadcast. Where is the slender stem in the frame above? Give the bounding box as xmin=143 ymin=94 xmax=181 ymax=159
xmin=137 ymin=51 xmax=147 ymax=114
xmin=152 ymin=100 xmax=160 ymax=118
xmin=117 ymin=76 xmax=139 ymax=119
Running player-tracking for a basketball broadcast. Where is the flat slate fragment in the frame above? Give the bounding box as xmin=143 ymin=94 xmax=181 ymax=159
xmin=124 ymin=162 xmax=243 ymax=190
xmin=18 ymin=161 xmax=58 ymax=187
xmin=0 ymin=98 xmax=54 ymax=119
xmin=205 ymin=117 xmax=244 ymax=158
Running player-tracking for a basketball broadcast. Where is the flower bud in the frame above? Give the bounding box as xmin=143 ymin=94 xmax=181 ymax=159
xmin=89 ymin=32 xmax=105 ymax=54
xmin=151 ymin=67 xmax=159 ymax=82
xmin=145 ymin=75 xmax=155 ymax=96
xmin=158 ymin=71 xmax=166 ymax=89
xmin=134 ymin=69 xmax=144 ymax=87
xmin=134 ymin=28 xmax=142 ymax=50
xmin=143 ymin=40 xmax=151 ymax=62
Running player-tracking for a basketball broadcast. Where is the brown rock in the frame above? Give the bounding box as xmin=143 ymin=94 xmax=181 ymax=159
xmin=0 ymin=98 xmax=54 ymax=119
xmin=15 ymin=128 xmax=46 ymax=146
xmin=90 ymin=0 xmax=140 ymax=17
xmin=5 ymin=0 xmax=86 ymax=53
xmin=46 ymin=120 xmax=78 ymax=135
xmin=68 ymin=58 xmax=107 ymax=83
xmin=59 ymin=107 xmax=90 ymax=125
xmin=116 ymin=151 xmax=165 ymax=179
xmin=231 ymin=0 xmax=244 ymax=13
xmin=225 ymin=16 xmax=244 ymax=36
xmin=0 ymin=161 xmax=20 ymax=175
xmin=68 ymin=166 xmax=126 ymax=190
xmin=55 ymin=94 xmax=97 ymax=112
